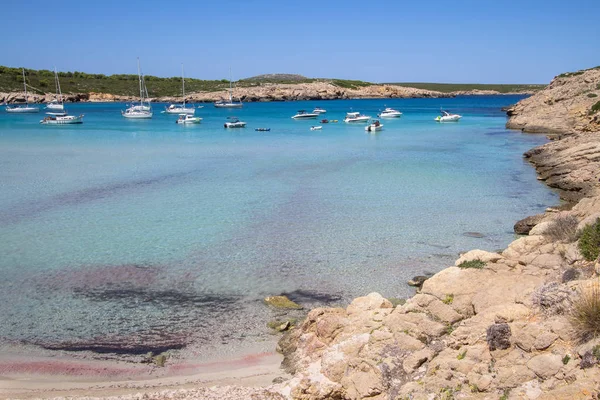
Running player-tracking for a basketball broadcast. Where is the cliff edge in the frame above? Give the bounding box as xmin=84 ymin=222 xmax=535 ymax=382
xmin=506 ymin=67 xmax=600 ymax=134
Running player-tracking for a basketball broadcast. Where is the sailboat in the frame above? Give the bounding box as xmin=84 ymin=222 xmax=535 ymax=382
xmin=122 ymin=58 xmax=153 ymax=119
xmin=214 ymin=67 xmax=243 ymax=108
xmin=45 ymin=67 xmax=64 ymax=111
xmin=165 ymin=64 xmax=195 ymax=115
xmin=6 ymin=69 xmax=40 ymax=113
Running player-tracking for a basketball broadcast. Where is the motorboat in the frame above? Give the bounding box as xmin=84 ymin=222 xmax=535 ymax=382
xmin=321 ymin=119 xmax=329 ymax=123
xmin=214 ymin=67 xmax=243 ymax=108
xmin=255 ymin=128 xmax=270 ymax=131
xmin=312 ymin=107 xmax=326 ymax=114
xmin=365 ymin=120 xmax=383 ymax=132
xmin=45 ymin=68 xmax=65 ymax=111
xmin=224 ymin=117 xmax=246 ymax=128
xmin=291 ymin=110 xmax=318 ymax=119
xmin=40 ymin=113 xmax=84 ymax=124
xmin=122 ymin=58 xmax=153 ymax=119
xmin=310 ymin=126 xmax=322 ymax=131
xmin=166 ymin=64 xmax=195 ymax=115
xmin=6 ymin=68 xmax=40 ymax=113
xmin=176 ymin=114 xmax=202 ymax=124
xmin=344 ymin=111 xmax=370 ymax=123
xmin=435 ymin=110 xmax=462 ymax=122
xmin=377 ymin=107 xmax=402 ymax=118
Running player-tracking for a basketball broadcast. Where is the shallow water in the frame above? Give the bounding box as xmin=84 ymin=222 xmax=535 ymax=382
xmin=0 ymin=96 xmax=557 ymax=358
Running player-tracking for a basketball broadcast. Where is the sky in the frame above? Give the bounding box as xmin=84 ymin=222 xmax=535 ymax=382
xmin=1 ymin=0 xmax=598 ymax=84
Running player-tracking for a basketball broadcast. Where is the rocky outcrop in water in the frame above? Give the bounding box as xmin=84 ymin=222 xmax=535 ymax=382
xmin=506 ymin=67 xmax=600 ymax=134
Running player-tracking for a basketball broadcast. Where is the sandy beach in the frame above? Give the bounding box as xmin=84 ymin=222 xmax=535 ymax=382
xmin=0 ymin=351 xmax=285 ymax=399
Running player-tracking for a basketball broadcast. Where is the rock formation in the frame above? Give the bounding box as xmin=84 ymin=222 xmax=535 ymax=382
xmin=506 ymin=67 xmax=600 ymax=134
xmin=270 ymin=70 xmax=600 ymax=399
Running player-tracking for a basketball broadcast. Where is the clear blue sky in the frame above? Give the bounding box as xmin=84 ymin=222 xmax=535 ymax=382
xmin=2 ymin=0 xmax=598 ymax=84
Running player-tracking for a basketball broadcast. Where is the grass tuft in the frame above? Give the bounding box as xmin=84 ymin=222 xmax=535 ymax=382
xmin=578 ymin=218 xmax=600 ymax=261
xmin=457 ymin=260 xmax=486 ymax=269
xmin=571 ymin=282 xmax=600 ymax=342
xmin=443 ymin=294 xmax=454 ymax=305
xmin=588 ymin=93 xmax=598 ymax=98
xmin=544 ymin=214 xmax=579 ymax=243
xmin=591 ymin=101 xmax=600 ymax=115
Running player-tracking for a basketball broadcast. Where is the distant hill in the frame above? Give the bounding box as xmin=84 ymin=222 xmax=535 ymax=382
xmin=241 ymin=73 xmax=312 ymax=83
xmin=387 ymin=82 xmax=546 ymax=94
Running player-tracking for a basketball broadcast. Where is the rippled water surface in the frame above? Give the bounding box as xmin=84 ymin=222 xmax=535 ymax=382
xmin=0 ymin=97 xmax=557 ymax=357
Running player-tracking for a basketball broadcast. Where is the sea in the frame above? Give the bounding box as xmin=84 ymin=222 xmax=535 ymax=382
xmin=0 ymin=96 xmax=558 ymax=360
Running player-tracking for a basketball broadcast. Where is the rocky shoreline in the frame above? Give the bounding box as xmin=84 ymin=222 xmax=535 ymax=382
xmin=0 ymin=82 xmax=536 ymax=105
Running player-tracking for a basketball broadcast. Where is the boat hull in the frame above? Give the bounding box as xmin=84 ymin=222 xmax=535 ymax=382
xmin=176 ymin=117 xmax=202 ymax=124
xmin=436 ymin=115 xmax=461 ymax=122
xmin=6 ymin=106 xmax=40 ymax=113
xmin=214 ymin=102 xmax=243 ymax=108
xmin=292 ymin=114 xmax=318 ymax=119
xmin=40 ymin=115 xmax=84 ymax=124
xmin=365 ymin=124 xmax=383 ymax=132
xmin=224 ymin=122 xmax=246 ymax=128
xmin=344 ymin=117 xmax=370 ymax=123
xmin=166 ymin=107 xmax=195 ymax=115
xmin=122 ymin=111 xmax=153 ymax=119
xmin=45 ymin=103 xmax=64 ymax=111
xmin=378 ymin=112 xmax=402 ymax=118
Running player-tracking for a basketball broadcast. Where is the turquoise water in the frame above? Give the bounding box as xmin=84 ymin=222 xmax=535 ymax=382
xmin=0 ymin=97 xmax=557 ymax=357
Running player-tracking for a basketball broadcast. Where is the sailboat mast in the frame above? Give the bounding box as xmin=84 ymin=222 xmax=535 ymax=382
xmin=229 ymin=66 xmax=233 ymax=103
xmin=22 ymin=68 xmax=28 ymax=106
xmin=182 ymin=63 xmax=185 ymax=107
xmin=137 ymin=58 xmax=143 ymax=104
xmin=54 ymin=67 xmax=63 ymax=105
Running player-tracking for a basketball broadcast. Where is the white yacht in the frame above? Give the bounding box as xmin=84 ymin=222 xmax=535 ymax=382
xmin=365 ymin=120 xmax=383 ymax=132
xmin=165 ymin=64 xmax=195 ymax=115
xmin=224 ymin=117 xmax=246 ymax=128
xmin=312 ymin=107 xmax=326 ymax=114
xmin=176 ymin=114 xmax=202 ymax=124
xmin=6 ymin=69 xmax=40 ymax=113
xmin=122 ymin=58 xmax=152 ymax=119
xmin=40 ymin=113 xmax=84 ymax=125
xmin=377 ymin=107 xmax=402 ymax=118
xmin=45 ymin=68 xmax=65 ymax=111
xmin=291 ymin=110 xmax=319 ymax=119
xmin=214 ymin=67 xmax=243 ymax=108
xmin=435 ymin=110 xmax=461 ymax=122
xmin=344 ymin=111 xmax=370 ymax=123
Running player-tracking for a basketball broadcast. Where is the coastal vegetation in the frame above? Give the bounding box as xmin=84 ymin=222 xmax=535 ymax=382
xmin=387 ymin=82 xmax=545 ymax=93
xmin=578 ymin=218 xmax=600 ymax=261
xmin=544 ymin=214 xmax=579 ymax=242
xmin=571 ymin=282 xmax=600 ymax=341
xmin=591 ymin=100 xmax=600 ymax=114
xmin=457 ymin=259 xmax=486 ymax=269
xmin=0 ymin=65 xmax=539 ymax=97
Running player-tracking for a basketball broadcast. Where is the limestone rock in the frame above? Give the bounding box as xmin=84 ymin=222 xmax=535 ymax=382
xmin=533 ymin=332 xmax=558 ymax=350
xmin=527 ymin=354 xmax=563 ymax=379
xmin=515 ymin=213 xmax=545 ymax=234
xmin=407 ymin=275 xmax=429 ymax=287
xmin=346 ymin=292 xmax=392 ymax=315
xmin=454 ymin=249 xmax=503 ymax=266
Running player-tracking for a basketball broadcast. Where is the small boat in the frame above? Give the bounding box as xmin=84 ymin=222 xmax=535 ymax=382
xmin=330 ymin=119 xmax=339 ymax=123
xmin=292 ymin=110 xmax=318 ymax=119
xmin=310 ymin=126 xmax=322 ymax=131
xmin=40 ymin=113 xmax=84 ymax=125
xmin=255 ymin=128 xmax=270 ymax=132
xmin=6 ymin=69 xmax=40 ymax=113
xmin=435 ymin=110 xmax=462 ymax=122
xmin=321 ymin=119 xmax=329 ymax=123
xmin=176 ymin=114 xmax=202 ymax=124
xmin=365 ymin=120 xmax=383 ymax=132
xmin=122 ymin=59 xmax=152 ymax=119
xmin=214 ymin=67 xmax=243 ymax=108
xmin=312 ymin=107 xmax=326 ymax=114
xmin=224 ymin=117 xmax=246 ymax=128
xmin=344 ymin=111 xmax=370 ymax=123
xmin=166 ymin=64 xmax=195 ymax=115
xmin=377 ymin=107 xmax=402 ymax=118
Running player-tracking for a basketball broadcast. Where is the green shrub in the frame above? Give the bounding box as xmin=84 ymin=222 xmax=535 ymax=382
xmin=457 ymin=350 xmax=467 ymax=360
xmin=544 ymin=214 xmax=579 ymax=243
xmin=578 ymin=218 xmax=600 ymax=261
xmin=571 ymin=282 xmax=600 ymax=341
xmin=596 ymin=83 xmax=600 ymax=90
xmin=443 ymin=294 xmax=454 ymax=304
xmin=562 ymin=354 xmax=571 ymax=364
xmin=591 ymin=101 xmax=600 ymax=114
xmin=588 ymin=93 xmax=599 ymax=98
xmin=457 ymin=260 xmax=486 ymax=269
